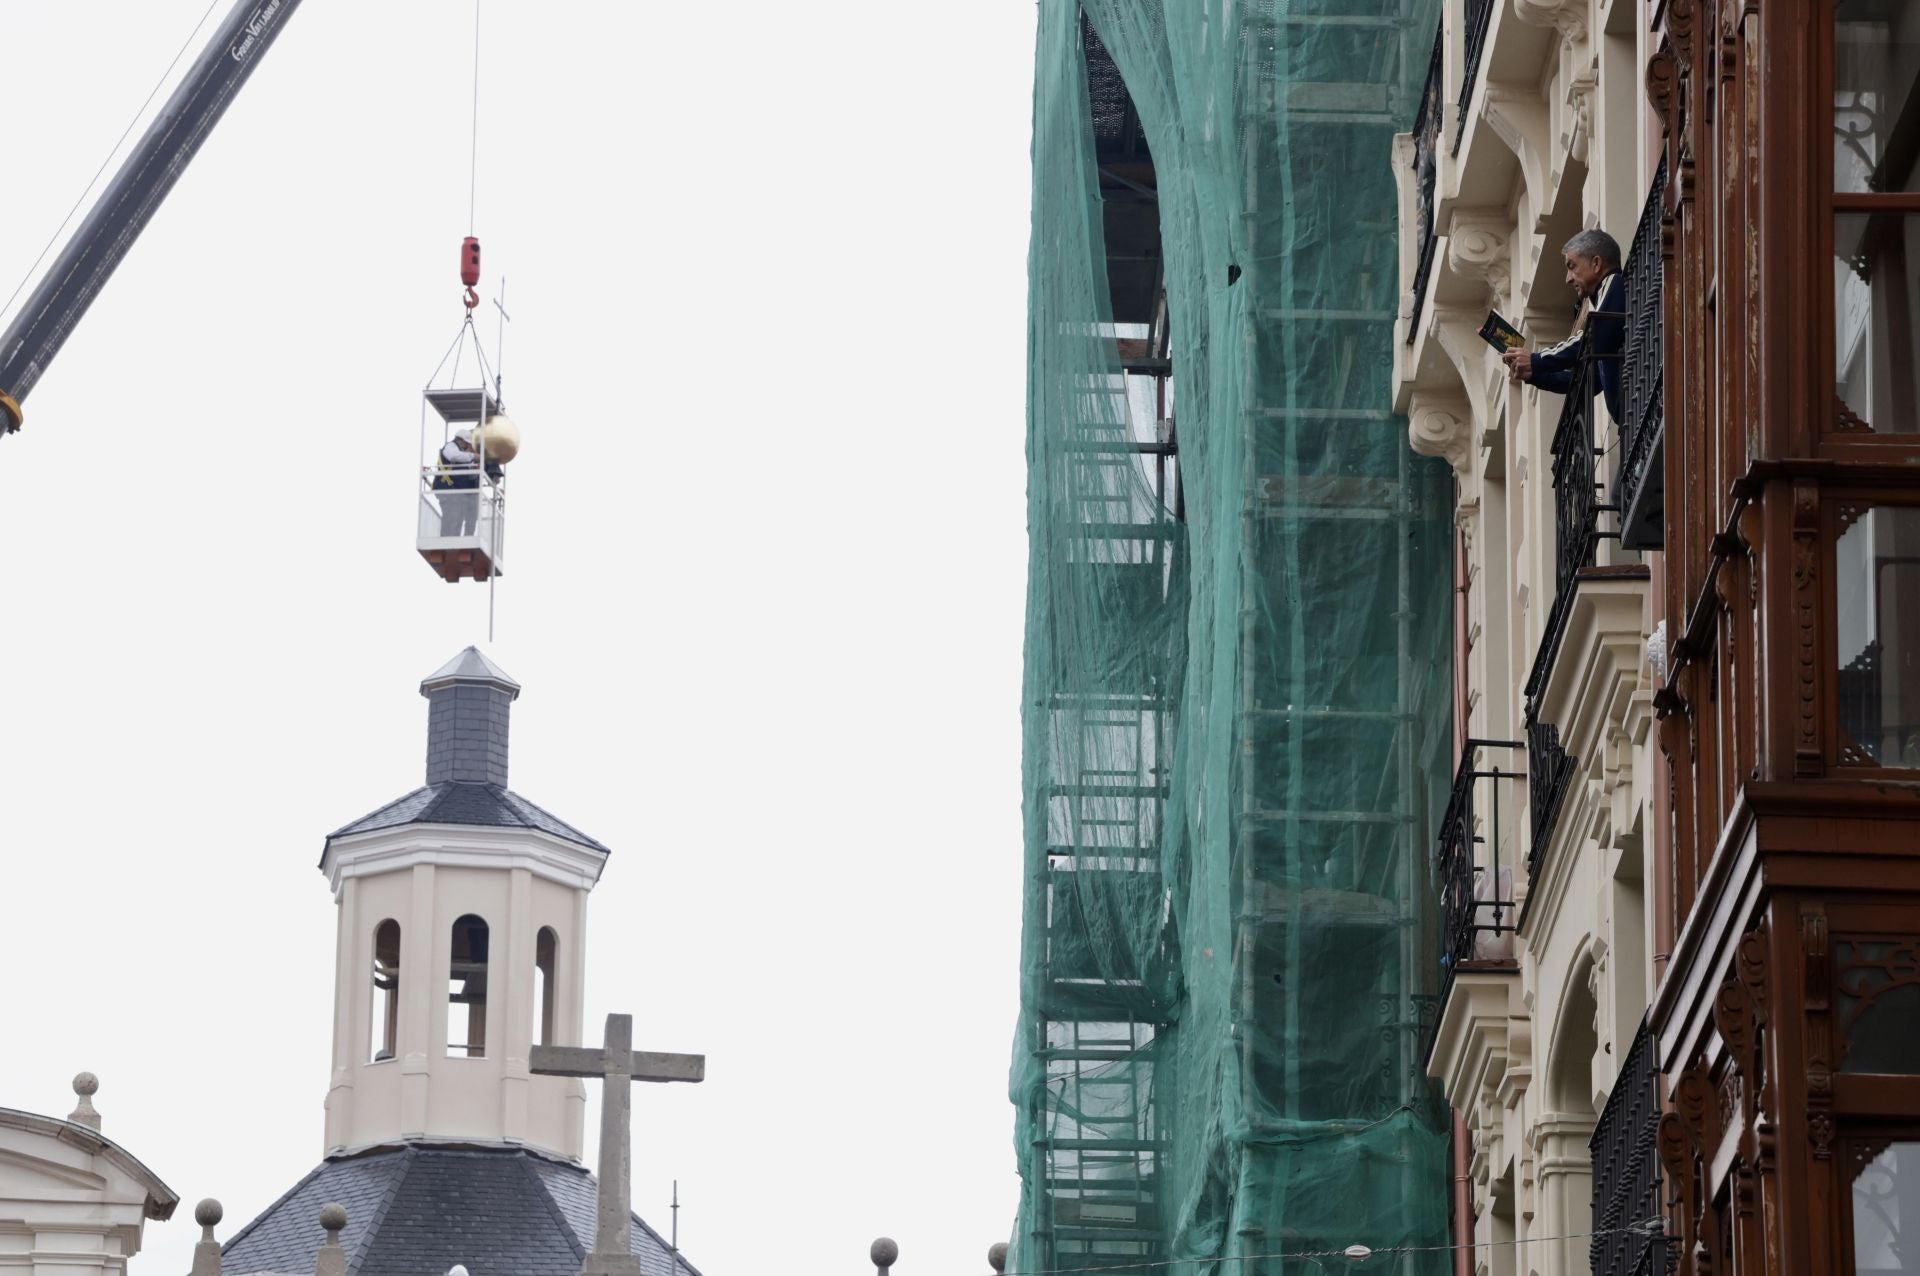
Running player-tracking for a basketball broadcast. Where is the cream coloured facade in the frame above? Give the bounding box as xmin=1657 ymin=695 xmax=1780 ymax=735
xmin=318 ymin=829 xmax=597 ymax=1158
xmin=0 ymin=1088 xmax=176 ymax=1276
xmin=1391 ymin=0 xmax=1664 ymax=1273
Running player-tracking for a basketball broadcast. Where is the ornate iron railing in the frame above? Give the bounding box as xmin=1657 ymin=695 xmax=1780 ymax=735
xmin=1437 ymin=739 xmax=1524 ymax=1002
xmin=1617 ymin=160 xmax=1668 ymax=550
xmin=1408 ymin=27 xmax=1444 ymax=339
xmin=1590 ymin=1018 xmax=1666 ymax=1276
xmin=1520 ymin=336 xmax=1618 ymax=867
xmin=1455 ymin=0 xmax=1495 ymax=154
xmin=1525 ymin=716 xmax=1575 ymax=880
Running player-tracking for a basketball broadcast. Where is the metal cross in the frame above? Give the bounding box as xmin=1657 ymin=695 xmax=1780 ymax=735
xmin=531 ymin=1013 xmax=703 ymax=1276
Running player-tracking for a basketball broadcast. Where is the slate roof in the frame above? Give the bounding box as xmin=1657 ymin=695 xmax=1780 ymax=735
xmin=326 ymin=784 xmax=610 ymax=855
xmin=219 ymin=1144 xmax=698 ymax=1276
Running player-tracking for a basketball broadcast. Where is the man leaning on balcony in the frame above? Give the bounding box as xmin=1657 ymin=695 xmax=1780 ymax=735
xmin=1502 ymin=228 xmax=1624 ymax=423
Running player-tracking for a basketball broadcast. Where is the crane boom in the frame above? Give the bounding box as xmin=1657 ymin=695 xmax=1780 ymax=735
xmin=0 ymin=0 xmax=306 ymax=435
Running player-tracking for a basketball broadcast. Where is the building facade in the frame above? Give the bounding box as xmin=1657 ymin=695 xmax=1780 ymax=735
xmin=1397 ymin=0 xmax=1920 ymax=1273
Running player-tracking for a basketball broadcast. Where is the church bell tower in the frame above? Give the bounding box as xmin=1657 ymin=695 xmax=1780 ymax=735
xmin=317 ymin=648 xmax=608 ymax=1159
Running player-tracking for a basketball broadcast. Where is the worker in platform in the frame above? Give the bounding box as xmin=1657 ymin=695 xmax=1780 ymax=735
xmin=435 ymin=429 xmax=494 ymax=537
xmin=1501 ymin=228 xmax=1624 ymax=423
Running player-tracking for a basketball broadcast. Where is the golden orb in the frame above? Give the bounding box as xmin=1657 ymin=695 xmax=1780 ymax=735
xmin=476 ymin=413 xmax=521 ymax=464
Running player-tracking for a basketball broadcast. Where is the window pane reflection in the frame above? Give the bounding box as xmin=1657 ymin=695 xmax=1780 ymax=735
xmin=1837 ymin=507 xmax=1920 ymax=765
xmin=1836 ymin=0 xmax=1920 ymax=193
xmin=1852 ymin=1140 xmax=1920 ymax=1274
xmin=1836 ymin=214 xmax=1920 ymax=434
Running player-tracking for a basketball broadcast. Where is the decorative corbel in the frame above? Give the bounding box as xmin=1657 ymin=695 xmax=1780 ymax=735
xmin=1565 ymin=71 xmax=1597 ymax=167
xmin=1409 ymin=391 xmax=1475 ymax=477
xmin=1446 ymin=209 xmax=1513 ymax=310
xmin=1482 ymin=87 xmax=1555 ymax=224
xmin=1513 ymin=0 xmax=1588 ymax=47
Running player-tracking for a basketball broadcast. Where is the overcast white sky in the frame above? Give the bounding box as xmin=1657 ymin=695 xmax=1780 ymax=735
xmin=0 ymin=4 xmax=1036 ymax=1274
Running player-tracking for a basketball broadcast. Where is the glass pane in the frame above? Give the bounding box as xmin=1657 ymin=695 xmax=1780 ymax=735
xmin=1837 ymin=507 xmax=1920 ymax=764
xmin=1852 ymin=1140 xmax=1920 ymax=1274
xmin=1836 ymin=0 xmax=1920 ymax=193
xmin=1835 ymin=214 xmax=1920 ymax=433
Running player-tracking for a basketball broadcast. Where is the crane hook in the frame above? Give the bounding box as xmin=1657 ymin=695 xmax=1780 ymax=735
xmin=460 ymin=236 xmax=482 ymax=312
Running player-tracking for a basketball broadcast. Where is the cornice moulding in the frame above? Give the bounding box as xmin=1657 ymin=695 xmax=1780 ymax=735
xmin=320 ymin=824 xmax=607 ymax=894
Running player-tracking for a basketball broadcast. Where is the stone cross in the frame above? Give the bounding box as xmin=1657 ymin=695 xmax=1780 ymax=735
xmin=532 ymin=1013 xmax=704 ymax=1276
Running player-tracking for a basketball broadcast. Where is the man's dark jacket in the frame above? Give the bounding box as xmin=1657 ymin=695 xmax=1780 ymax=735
xmin=1530 ymin=270 xmax=1623 ymax=423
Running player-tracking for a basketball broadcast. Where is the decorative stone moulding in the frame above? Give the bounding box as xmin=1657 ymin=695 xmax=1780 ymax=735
xmin=1409 ymin=393 xmax=1475 ymax=475
xmin=1447 ymin=210 xmax=1513 ymax=309
xmin=1483 ymin=88 xmax=1555 ymax=229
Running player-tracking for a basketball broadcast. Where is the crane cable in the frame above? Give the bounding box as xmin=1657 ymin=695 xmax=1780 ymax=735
xmin=467 ymin=0 xmax=481 ymax=238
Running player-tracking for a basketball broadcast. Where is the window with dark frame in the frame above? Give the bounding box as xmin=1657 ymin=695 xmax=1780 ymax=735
xmin=447 ymin=913 xmax=489 ymax=1059
xmin=1833 ymin=0 xmax=1920 ymax=435
xmin=370 ymin=919 xmax=400 ymax=1064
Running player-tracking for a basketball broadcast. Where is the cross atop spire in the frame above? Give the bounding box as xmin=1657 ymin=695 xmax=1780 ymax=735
xmin=532 ymin=1014 xmax=704 ymax=1276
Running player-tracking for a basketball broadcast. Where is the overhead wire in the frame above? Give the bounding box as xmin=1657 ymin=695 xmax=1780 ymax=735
xmin=0 ymin=0 xmax=224 ymax=329
xmin=977 ymin=1219 xmax=1671 ymax=1276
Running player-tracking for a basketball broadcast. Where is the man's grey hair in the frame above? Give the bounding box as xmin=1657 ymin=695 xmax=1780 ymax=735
xmin=1563 ymin=228 xmax=1622 ymax=272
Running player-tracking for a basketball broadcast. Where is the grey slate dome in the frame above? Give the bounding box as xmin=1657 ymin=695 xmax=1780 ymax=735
xmin=324 ymin=648 xmax=608 ymax=855
xmin=219 ymin=1144 xmax=696 ymax=1276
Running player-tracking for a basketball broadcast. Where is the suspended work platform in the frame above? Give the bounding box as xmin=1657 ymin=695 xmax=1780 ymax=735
xmin=418 ymin=384 xmax=508 ymax=584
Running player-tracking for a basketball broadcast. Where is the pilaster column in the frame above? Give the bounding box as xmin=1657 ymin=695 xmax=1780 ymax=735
xmin=1528 ymin=1115 xmax=1596 ymax=1276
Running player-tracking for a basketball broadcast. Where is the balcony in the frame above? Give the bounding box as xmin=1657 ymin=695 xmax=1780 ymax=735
xmin=1617 ymin=162 xmax=1668 ymax=550
xmin=1408 ymin=27 xmax=1444 ymax=337
xmin=1522 ymin=343 xmax=1611 ymax=859
xmin=1436 ymin=739 xmax=1524 ymax=1007
xmin=1455 ymin=0 xmax=1494 ymax=155
xmin=1589 ymin=1018 xmax=1666 ymax=1276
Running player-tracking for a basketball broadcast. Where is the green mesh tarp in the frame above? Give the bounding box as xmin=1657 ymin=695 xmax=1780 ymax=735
xmin=1012 ymin=2 xmax=1452 ymax=1272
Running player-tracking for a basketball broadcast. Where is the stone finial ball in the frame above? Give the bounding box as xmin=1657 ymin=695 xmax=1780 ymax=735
xmin=319 ymin=1203 xmax=348 ymax=1232
xmin=194 ymin=1199 xmax=223 ymax=1228
xmin=449 ymin=1266 xmax=470 ymax=1276
xmin=476 ymin=413 xmax=520 ymax=464
xmin=72 ymin=1072 xmax=99 ymax=1096
xmin=870 ymin=1238 xmax=899 ymax=1268
xmin=988 ymin=1242 xmax=1008 ymax=1273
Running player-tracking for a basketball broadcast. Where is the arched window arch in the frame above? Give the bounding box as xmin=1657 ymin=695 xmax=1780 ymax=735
xmin=370 ymin=919 xmax=401 ymax=1063
xmin=535 ymin=927 xmax=558 ymax=1047
xmin=448 ymin=914 xmax=489 ymax=1058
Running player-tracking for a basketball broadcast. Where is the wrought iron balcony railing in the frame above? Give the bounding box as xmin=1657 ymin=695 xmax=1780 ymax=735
xmin=1408 ymin=26 xmax=1443 ymax=339
xmin=1590 ymin=1018 xmax=1666 ymax=1276
xmin=1455 ymin=0 xmax=1495 ymax=154
xmin=1617 ymin=160 xmax=1668 ymax=550
xmin=1521 ymin=335 xmax=1617 ymax=867
xmin=1525 ymin=717 xmax=1576 ymax=882
xmin=1436 ymin=739 xmax=1524 ymax=1004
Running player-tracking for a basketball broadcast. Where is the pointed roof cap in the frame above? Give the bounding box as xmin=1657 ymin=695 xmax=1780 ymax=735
xmin=419 ymin=646 xmax=520 ymax=700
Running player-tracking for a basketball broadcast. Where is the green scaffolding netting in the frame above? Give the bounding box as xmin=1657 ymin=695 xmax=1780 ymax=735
xmin=1012 ymin=2 xmax=1453 ymax=1272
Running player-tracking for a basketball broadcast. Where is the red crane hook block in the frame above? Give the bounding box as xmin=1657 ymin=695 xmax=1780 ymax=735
xmin=461 ymin=236 xmax=482 ymax=310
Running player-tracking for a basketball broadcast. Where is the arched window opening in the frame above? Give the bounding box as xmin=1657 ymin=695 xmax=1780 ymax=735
xmin=370 ymin=920 xmax=401 ymax=1063
xmin=448 ymin=914 xmax=489 ymax=1058
xmin=535 ymin=927 xmax=558 ymax=1047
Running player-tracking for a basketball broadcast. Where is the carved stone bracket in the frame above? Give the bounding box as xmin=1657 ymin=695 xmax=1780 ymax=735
xmin=1483 ymin=88 xmax=1556 ymax=228
xmin=1409 ymin=391 xmax=1474 ymax=476
xmin=1513 ymin=0 xmax=1587 ymax=45
xmin=1447 ymin=209 xmax=1513 ymax=310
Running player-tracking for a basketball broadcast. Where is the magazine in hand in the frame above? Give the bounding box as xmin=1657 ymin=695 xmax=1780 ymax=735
xmin=1478 ymin=311 xmax=1525 ymax=352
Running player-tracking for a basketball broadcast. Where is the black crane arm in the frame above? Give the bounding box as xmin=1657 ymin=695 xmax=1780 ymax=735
xmin=0 ymin=0 xmax=306 ymax=435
